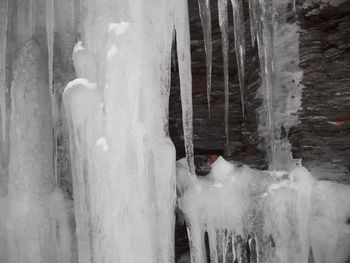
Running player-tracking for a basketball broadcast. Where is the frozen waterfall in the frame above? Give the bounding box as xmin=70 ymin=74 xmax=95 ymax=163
xmin=0 ymin=0 xmax=349 ymax=263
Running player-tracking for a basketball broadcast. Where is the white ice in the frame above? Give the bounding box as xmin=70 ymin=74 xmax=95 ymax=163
xmin=63 ymin=0 xmax=196 ymax=261
xmin=177 ymin=156 xmax=350 ymax=263
xmin=0 ymin=41 xmax=72 ymax=263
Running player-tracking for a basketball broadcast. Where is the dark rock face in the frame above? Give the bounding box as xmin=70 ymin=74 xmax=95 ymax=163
xmin=170 ymin=0 xmax=267 ymax=170
xmin=170 ymin=0 xmax=350 ymax=182
xmin=290 ymin=1 xmax=350 ymax=182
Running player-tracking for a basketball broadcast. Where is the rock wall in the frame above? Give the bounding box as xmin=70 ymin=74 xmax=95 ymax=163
xmin=170 ymin=0 xmax=267 ymax=169
xmin=290 ymin=0 xmax=350 ymax=182
xmin=170 ymin=0 xmax=350 ymax=182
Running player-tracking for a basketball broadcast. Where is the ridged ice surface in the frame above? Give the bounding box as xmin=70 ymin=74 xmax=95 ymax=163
xmin=0 ymin=42 xmax=72 ymax=263
xmin=64 ymin=0 xmax=195 ymax=261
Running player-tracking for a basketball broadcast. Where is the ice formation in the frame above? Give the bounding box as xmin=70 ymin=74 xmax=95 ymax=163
xmin=0 ymin=0 xmax=349 ymax=263
xmin=252 ymin=0 xmax=277 ymax=170
xmin=247 ymin=0 xmax=304 ymax=171
xmin=63 ymin=0 xmax=195 ymax=261
xmin=46 ymin=0 xmax=59 ymax=184
xmin=177 ymin=157 xmax=350 ymax=263
xmin=197 ymin=0 xmax=213 ymax=117
xmin=0 ymin=42 xmax=72 ymax=263
xmin=175 ymin=0 xmax=196 ymax=176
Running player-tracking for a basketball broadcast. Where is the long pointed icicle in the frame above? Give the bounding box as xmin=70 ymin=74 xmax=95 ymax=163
xmin=174 ymin=0 xmax=195 ymax=176
xmin=0 ymin=0 xmax=8 ymax=141
xmin=198 ymin=0 xmax=213 ymax=118
xmin=46 ymin=0 xmax=58 ymax=183
xmin=231 ymin=0 xmax=246 ymax=118
xmin=218 ymin=0 xmax=230 ymax=146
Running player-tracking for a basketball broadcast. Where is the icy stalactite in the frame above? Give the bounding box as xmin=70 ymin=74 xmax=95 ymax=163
xmin=218 ymin=0 xmax=230 ymax=147
xmin=0 ymin=0 xmax=8 ymax=142
xmin=174 ymin=0 xmax=196 ymax=176
xmin=197 ymin=0 xmax=213 ymax=118
xmin=231 ymin=0 xmax=246 ymax=118
xmin=0 ymin=41 xmax=72 ymax=263
xmin=178 ymin=157 xmax=350 ymax=263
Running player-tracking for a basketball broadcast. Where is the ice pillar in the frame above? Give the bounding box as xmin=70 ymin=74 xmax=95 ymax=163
xmin=0 ymin=41 xmax=71 ymax=263
xmin=64 ymin=0 xmax=186 ymax=262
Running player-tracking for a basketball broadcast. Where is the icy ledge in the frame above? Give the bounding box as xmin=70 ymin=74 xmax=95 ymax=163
xmin=177 ymin=156 xmax=350 ymax=263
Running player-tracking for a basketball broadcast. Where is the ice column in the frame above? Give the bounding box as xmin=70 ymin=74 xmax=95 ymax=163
xmin=0 ymin=41 xmax=71 ymax=263
xmin=64 ymin=0 xmax=195 ymax=261
xmin=175 ymin=0 xmax=196 ymax=176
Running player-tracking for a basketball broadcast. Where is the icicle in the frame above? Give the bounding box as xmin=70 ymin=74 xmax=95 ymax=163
xmin=218 ymin=0 xmax=230 ymax=146
xmin=0 ymin=0 xmax=8 ymax=141
xmin=198 ymin=0 xmax=213 ymax=118
xmin=174 ymin=0 xmax=195 ymax=176
xmin=46 ymin=0 xmax=58 ymax=184
xmin=231 ymin=0 xmax=246 ymax=118
xmin=247 ymin=0 xmax=259 ymax=46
